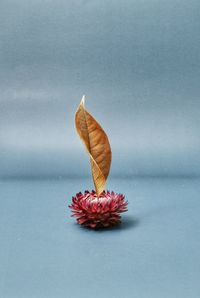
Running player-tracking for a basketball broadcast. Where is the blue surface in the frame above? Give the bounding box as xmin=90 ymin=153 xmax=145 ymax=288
xmin=0 ymin=177 xmax=200 ymax=298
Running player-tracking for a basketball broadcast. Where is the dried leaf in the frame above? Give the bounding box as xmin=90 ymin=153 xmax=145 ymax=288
xmin=75 ymin=95 xmax=112 ymax=196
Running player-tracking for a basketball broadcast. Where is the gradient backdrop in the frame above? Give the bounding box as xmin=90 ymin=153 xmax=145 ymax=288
xmin=0 ymin=1 xmax=200 ymax=298
xmin=0 ymin=0 xmax=200 ymax=178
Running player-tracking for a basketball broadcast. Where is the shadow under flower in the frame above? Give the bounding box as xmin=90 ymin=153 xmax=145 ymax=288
xmin=77 ymin=215 xmax=140 ymax=232
xmin=120 ymin=215 xmax=140 ymax=230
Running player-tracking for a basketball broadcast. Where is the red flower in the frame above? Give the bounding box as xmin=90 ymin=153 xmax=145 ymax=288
xmin=69 ymin=190 xmax=128 ymax=228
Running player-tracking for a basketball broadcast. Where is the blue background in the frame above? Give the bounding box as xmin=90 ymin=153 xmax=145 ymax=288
xmin=0 ymin=1 xmax=200 ymax=297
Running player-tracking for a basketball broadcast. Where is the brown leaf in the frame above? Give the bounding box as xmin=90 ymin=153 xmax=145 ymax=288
xmin=75 ymin=96 xmax=112 ymax=196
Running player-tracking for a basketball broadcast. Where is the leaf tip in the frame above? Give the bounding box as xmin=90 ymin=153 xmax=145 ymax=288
xmin=81 ymin=95 xmax=86 ymax=106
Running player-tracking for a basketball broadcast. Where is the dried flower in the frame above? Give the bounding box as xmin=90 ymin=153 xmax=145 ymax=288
xmin=70 ymin=97 xmax=129 ymax=229
xmin=69 ymin=190 xmax=128 ymax=228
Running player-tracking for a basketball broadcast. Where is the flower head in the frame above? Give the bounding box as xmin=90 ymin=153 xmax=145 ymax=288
xmin=69 ymin=190 xmax=128 ymax=228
